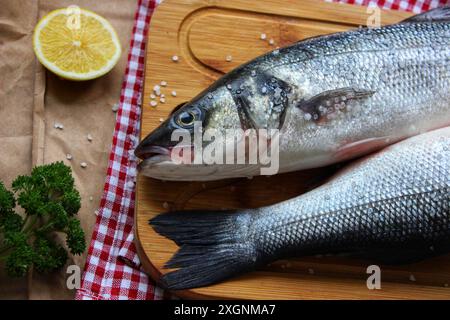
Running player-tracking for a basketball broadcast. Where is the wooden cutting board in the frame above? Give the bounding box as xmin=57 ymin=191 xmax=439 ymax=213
xmin=135 ymin=0 xmax=450 ymax=299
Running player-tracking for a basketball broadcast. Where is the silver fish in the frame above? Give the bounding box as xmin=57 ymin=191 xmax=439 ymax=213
xmin=136 ymin=6 xmax=450 ymax=181
xmin=150 ymin=127 xmax=450 ymax=290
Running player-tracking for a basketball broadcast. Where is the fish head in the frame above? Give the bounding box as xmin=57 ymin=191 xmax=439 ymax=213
xmin=135 ymin=82 xmax=260 ymax=180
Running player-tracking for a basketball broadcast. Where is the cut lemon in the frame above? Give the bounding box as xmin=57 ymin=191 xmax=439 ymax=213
xmin=33 ymin=8 xmax=121 ymax=81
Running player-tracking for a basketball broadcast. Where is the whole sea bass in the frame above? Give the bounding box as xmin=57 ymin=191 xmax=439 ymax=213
xmin=151 ymin=127 xmax=450 ymax=290
xmin=136 ymin=7 xmax=450 ymax=181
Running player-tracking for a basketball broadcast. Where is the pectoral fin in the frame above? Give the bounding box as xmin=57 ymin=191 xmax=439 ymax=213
xmin=297 ymin=88 xmax=375 ymax=124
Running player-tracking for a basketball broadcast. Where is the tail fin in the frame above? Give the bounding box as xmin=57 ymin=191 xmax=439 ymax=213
xmin=149 ymin=210 xmax=259 ymax=290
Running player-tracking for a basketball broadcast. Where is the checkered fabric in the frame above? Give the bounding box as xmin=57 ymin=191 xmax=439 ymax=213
xmin=76 ymin=0 xmax=449 ymax=300
xmin=75 ymin=0 xmax=163 ymax=300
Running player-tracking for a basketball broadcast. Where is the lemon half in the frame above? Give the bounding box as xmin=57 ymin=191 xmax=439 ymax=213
xmin=33 ymin=8 xmax=121 ymax=81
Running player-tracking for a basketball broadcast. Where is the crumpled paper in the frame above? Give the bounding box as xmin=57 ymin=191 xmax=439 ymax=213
xmin=0 ymin=0 xmax=136 ymax=299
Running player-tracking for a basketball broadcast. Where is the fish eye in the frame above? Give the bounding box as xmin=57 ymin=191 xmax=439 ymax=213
xmin=177 ymin=110 xmax=196 ymax=127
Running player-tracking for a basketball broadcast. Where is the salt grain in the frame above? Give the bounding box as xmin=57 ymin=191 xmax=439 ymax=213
xmin=160 ymin=81 xmax=167 ymax=87
xmin=260 ymin=33 xmax=267 ymax=40
xmin=160 ymin=97 xmax=166 ymax=103
xmin=112 ymin=103 xmax=120 ymax=112
xmin=172 ymin=55 xmax=179 ymax=62
xmin=54 ymin=122 xmax=64 ymax=130
xmin=269 ymin=39 xmax=275 ymax=45
xmin=308 ymin=268 xmax=315 ymax=275
xmin=226 ymin=55 xmax=233 ymax=62
xmin=159 ymin=118 xmax=164 ymax=122
xmin=171 ymin=91 xmax=177 ymax=97
xmin=66 ymin=154 xmax=73 ymax=160
xmin=87 ymin=134 xmax=93 ymax=142
xmin=150 ymin=94 xmax=156 ymax=99
xmin=162 ymin=202 xmax=169 ymax=209
xmin=409 ymin=274 xmax=416 ymax=282
xmin=80 ymin=162 xmax=87 ymax=168
xmin=89 ymin=196 xmax=93 ymax=201
xmin=150 ymin=100 xmax=158 ymax=107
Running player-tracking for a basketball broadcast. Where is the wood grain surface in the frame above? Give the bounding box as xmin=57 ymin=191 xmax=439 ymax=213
xmin=135 ymin=0 xmax=450 ymax=299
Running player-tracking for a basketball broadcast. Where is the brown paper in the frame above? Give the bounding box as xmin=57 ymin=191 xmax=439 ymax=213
xmin=0 ymin=0 xmax=137 ymax=299
xmin=0 ymin=0 xmax=38 ymax=300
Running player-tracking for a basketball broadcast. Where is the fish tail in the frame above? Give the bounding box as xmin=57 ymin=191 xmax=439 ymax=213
xmin=149 ymin=210 xmax=259 ymax=290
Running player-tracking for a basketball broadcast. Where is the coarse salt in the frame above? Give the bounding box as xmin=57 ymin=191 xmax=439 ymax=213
xmin=80 ymin=162 xmax=88 ymax=168
xmin=150 ymin=100 xmax=158 ymax=107
xmin=172 ymin=55 xmax=179 ymax=62
xmin=160 ymin=81 xmax=167 ymax=87
xmin=260 ymin=33 xmax=267 ymax=40
xmin=171 ymin=91 xmax=177 ymax=97
xmin=112 ymin=103 xmax=119 ymax=112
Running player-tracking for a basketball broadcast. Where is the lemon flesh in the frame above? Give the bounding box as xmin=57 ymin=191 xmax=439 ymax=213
xmin=33 ymin=8 xmax=121 ymax=81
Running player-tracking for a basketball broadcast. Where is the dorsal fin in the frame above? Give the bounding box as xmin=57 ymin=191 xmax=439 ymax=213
xmin=401 ymin=5 xmax=450 ymax=23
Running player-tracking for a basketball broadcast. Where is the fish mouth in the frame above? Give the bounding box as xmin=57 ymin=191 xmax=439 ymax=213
xmin=135 ymin=145 xmax=171 ymax=161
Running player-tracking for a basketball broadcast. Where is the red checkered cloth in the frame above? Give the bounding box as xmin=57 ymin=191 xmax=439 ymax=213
xmin=76 ymin=0 xmax=449 ymax=300
xmin=331 ymin=0 xmax=448 ymax=12
xmin=75 ymin=0 xmax=163 ymax=300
